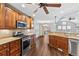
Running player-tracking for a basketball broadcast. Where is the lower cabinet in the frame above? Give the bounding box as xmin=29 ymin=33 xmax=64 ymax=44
xmin=56 ymin=36 xmax=68 ymax=55
xmin=49 ymin=35 xmax=68 ymax=55
xmin=0 ymin=39 xmax=21 ymax=56
xmin=9 ymin=39 xmax=21 ymax=56
xmin=0 ymin=43 xmax=9 ymax=56
xmin=49 ymin=35 xmax=57 ymax=48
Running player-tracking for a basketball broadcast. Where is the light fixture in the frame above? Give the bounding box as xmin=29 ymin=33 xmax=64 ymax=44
xmin=21 ymin=4 xmax=26 ymax=8
xmin=33 ymin=13 xmax=35 ymax=17
xmin=27 ymin=29 xmax=30 ymax=32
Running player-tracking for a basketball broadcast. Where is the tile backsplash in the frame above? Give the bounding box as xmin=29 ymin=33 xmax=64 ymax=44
xmin=0 ymin=29 xmax=34 ymax=38
xmin=0 ymin=30 xmax=12 ymax=38
xmin=0 ymin=29 xmax=22 ymax=38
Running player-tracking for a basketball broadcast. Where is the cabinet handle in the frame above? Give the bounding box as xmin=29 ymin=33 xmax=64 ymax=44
xmin=58 ymin=48 xmax=63 ymax=52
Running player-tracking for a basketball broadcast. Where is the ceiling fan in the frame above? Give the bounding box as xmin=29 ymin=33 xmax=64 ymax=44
xmin=26 ymin=3 xmax=61 ymax=14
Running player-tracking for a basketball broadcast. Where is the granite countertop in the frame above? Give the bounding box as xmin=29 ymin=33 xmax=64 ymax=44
xmin=0 ymin=32 xmax=35 ymax=45
xmin=49 ymin=32 xmax=79 ymax=40
xmin=0 ymin=37 xmax=21 ymax=45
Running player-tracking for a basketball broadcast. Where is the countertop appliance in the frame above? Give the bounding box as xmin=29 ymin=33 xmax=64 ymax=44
xmin=16 ymin=21 xmax=27 ymax=28
xmin=69 ymin=39 xmax=79 ymax=56
xmin=13 ymin=32 xmax=31 ymax=55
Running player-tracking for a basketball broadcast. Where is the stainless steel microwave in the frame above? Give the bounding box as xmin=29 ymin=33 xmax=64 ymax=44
xmin=16 ymin=21 xmax=27 ymax=28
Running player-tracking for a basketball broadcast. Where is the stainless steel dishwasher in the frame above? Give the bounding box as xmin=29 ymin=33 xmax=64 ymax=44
xmin=69 ymin=39 xmax=79 ymax=56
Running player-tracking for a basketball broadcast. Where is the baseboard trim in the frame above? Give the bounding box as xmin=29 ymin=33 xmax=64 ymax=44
xmin=69 ymin=54 xmax=73 ymax=56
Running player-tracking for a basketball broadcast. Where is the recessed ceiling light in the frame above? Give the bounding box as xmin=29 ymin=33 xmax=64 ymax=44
xmin=21 ymin=4 xmax=26 ymax=8
xmin=33 ymin=14 xmax=35 ymax=17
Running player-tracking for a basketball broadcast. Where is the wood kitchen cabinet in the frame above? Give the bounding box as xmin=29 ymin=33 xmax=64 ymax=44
xmin=5 ymin=7 xmax=16 ymax=29
xmin=18 ymin=14 xmax=22 ymax=21
xmin=0 ymin=4 xmax=5 ymax=29
xmin=0 ymin=43 xmax=9 ymax=56
xmin=49 ymin=35 xmax=68 ymax=55
xmin=9 ymin=39 xmax=21 ymax=56
xmin=18 ymin=14 xmax=26 ymax=21
xmin=56 ymin=36 xmax=68 ymax=55
xmin=14 ymin=11 xmax=19 ymax=21
xmin=25 ymin=16 xmax=33 ymax=29
xmin=22 ymin=15 xmax=26 ymax=21
xmin=0 ymin=39 xmax=21 ymax=56
xmin=49 ymin=35 xmax=57 ymax=48
xmin=0 ymin=3 xmax=32 ymax=29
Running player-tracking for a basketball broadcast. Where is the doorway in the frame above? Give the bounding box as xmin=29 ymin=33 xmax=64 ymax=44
xmin=39 ymin=23 xmax=50 ymax=44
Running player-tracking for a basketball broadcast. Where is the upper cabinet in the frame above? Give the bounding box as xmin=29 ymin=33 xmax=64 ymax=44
xmin=0 ymin=3 xmax=33 ymax=29
xmin=5 ymin=7 xmax=16 ymax=29
xmin=21 ymin=15 xmax=25 ymax=21
xmin=14 ymin=11 xmax=19 ymax=21
xmin=25 ymin=16 xmax=33 ymax=29
xmin=0 ymin=4 xmax=5 ymax=29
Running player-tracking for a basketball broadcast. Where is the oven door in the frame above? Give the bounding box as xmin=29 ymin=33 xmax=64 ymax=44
xmin=22 ymin=39 xmax=30 ymax=55
xmin=23 ymin=40 xmax=30 ymax=50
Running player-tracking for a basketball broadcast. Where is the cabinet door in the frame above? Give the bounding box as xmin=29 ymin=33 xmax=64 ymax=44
xmin=9 ymin=39 xmax=21 ymax=56
xmin=5 ymin=7 xmax=16 ymax=29
xmin=49 ymin=35 xmax=53 ymax=45
xmin=56 ymin=36 xmax=68 ymax=55
xmin=18 ymin=14 xmax=22 ymax=21
xmin=22 ymin=15 xmax=26 ymax=21
xmin=49 ymin=35 xmax=57 ymax=48
xmin=15 ymin=12 xmax=19 ymax=21
xmin=25 ymin=16 xmax=32 ymax=29
xmin=0 ymin=4 xmax=5 ymax=29
xmin=0 ymin=43 xmax=9 ymax=56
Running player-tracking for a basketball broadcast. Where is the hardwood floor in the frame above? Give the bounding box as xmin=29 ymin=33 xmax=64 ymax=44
xmin=26 ymin=35 xmax=68 ymax=56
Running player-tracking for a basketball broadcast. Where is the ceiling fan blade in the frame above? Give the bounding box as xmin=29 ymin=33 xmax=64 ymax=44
xmin=43 ymin=6 xmax=49 ymax=14
xmin=46 ymin=4 xmax=61 ymax=7
xmin=33 ymin=7 xmax=39 ymax=13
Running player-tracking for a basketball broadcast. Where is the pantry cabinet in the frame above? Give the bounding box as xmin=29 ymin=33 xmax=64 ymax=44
xmin=0 ymin=4 xmax=5 ymax=29
xmin=0 ymin=39 xmax=21 ymax=56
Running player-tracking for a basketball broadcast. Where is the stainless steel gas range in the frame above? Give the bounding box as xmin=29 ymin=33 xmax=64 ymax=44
xmin=13 ymin=32 xmax=31 ymax=55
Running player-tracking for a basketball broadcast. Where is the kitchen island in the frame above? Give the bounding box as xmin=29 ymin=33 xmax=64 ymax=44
xmin=48 ymin=32 xmax=79 ymax=55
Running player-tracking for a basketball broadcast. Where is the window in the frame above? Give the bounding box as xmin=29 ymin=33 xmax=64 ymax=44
xmin=62 ymin=26 xmax=66 ymax=30
xmin=62 ymin=22 xmax=66 ymax=25
xmin=58 ymin=26 xmax=61 ymax=30
xmin=67 ymin=26 xmax=71 ymax=29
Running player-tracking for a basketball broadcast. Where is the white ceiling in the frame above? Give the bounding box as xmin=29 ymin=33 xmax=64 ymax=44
xmin=9 ymin=3 xmax=79 ymax=23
